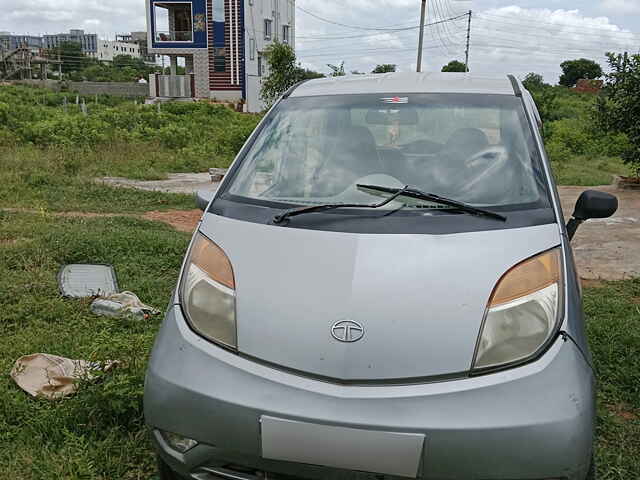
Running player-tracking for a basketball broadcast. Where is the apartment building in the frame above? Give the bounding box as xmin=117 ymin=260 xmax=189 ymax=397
xmin=43 ymin=29 xmax=98 ymax=56
xmin=146 ymin=0 xmax=295 ymax=112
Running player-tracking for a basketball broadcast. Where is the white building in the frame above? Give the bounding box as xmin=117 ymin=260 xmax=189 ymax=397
xmin=98 ymin=40 xmax=142 ymax=62
xmin=145 ymin=0 xmax=295 ymax=112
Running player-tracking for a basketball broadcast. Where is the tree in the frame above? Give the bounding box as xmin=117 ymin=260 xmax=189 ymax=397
xmin=522 ymin=72 xmax=547 ymax=91
xmin=559 ymin=58 xmax=603 ymax=88
xmin=596 ymin=52 xmax=640 ymax=177
xmin=297 ymin=68 xmax=324 ymax=81
xmin=47 ymin=41 xmax=91 ymax=74
xmin=441 ymin=60 xmax=467 ymax=72
xmin=372 ymin=64 xmax=396 ymax=74
xmin=327 ymin=62 xmax=346 ymax=77
xmin=260 ymin=41 xmax=304 ymax=106
xmin=113 ymin=54 xmax=148 ymax=71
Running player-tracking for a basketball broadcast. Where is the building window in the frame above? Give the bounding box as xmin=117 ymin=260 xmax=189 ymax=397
xmin=214 ymin=47 xmax=226 ymax=72
xmin=249 ymin=38 xmax=255 ymax=60
xmin=264 ymin=19 xmax=272 ymax=40
xmin=258 ymin=53 xmax=263 ymax=77
xmin=213 ymin=0 xmax=225 ymax=22
xmin=282 ymin=25 xmax=290 ymax=44
xmin=154 ymin=2 xmax=194 ymax=42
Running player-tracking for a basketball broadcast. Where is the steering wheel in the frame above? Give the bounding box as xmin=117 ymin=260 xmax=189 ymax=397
xmin=430 ymin=146 xmax=515 ymax=204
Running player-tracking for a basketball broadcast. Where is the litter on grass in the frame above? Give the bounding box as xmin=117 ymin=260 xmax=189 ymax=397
xmin=58 ymin=264 xmax=119 ymax=298
xmin=10 ymin=353 xmax=119 ymax=400
xmin=90 ymin=291 xmax=160 ymax=320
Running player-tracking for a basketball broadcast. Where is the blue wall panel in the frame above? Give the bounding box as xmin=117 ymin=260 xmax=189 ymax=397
xmin=150 ymin=0 xmax=208 ymax=49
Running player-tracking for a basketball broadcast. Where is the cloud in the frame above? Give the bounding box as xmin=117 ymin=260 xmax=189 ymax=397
xmin=599 ymin=0 xmax=640 ymax=14
xmin=365 ymin=33 xmax=404 ymax=49
xmin=0 ymin=0 xmax=146 ymax=37
xmin=468 ymin=6 xmax=637 ymax=82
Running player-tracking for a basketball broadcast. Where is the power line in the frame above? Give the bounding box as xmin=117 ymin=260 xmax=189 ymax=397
xmin=296 ymin=4 xmax=417 ymax=32
xmin=297 ymin=15 xmax=468 ymax=41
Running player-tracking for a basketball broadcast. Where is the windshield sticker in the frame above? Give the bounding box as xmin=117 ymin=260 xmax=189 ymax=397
xmin=381 ymin=96 xmax=408 ymax=104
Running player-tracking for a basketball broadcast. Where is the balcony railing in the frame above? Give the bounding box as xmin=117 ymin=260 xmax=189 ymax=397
xmin=153 ymin=74 xmax=194 ymax=98
xmin=155 ymin=30 xmax=193 ymax=42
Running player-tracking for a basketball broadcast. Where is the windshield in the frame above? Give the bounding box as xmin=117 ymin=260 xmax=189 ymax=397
xmin=228 ymin=93 xmax=550 ymax=211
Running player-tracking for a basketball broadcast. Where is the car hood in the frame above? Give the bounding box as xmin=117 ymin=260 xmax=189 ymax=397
xmin=199 ymin=214 xmax=561 ymax=381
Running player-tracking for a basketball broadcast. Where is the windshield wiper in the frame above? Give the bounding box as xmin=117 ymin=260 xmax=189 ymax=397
xmin=356 ymin=184 xmax=507 ymax=222
xmin=273 ymin=185 xmax=413 ymax=224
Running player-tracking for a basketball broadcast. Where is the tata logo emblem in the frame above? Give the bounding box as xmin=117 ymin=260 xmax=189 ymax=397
xmin=331 ymin=320 xmax=365 ymax=343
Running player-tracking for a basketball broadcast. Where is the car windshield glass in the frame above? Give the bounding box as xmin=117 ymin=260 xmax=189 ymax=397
xmin=227 ymin=93 xmax=550 ymax=211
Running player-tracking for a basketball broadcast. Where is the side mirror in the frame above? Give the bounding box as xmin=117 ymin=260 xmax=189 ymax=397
xmin=566 ymin=190 xmax=618 ymax=241
xmin=196 ymin=190 xmax=215 ymax=211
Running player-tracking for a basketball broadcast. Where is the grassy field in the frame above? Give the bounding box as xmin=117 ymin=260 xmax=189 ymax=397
xmin=0 ymin=211 xmax=187 ymax=479
xmin=552 ymin=155 xmax=630 ymax=186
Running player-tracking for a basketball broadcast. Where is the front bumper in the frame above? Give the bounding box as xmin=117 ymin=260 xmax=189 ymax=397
xmin=145 ymin=306 xmax=595 ymax=480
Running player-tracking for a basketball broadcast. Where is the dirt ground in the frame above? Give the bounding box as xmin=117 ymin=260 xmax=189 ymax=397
xmin=98 ymin=175 xmax=639 ymax=281
xmin=143 ymin=210 xmax=203 ymax=232
xmin=559 ymin=185 xmax=640 ymax=280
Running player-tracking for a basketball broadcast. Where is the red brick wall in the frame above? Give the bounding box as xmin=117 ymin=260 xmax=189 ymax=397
xmin=207 ymin=0 xmax=243 ymax=92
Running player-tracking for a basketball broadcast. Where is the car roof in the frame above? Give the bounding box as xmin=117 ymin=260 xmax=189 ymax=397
xmin=290 ymin=72 xmax=518 ymax=98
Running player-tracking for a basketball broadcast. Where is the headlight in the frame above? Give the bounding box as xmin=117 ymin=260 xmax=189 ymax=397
xmin=180 ymin=233 xmax=237 ymax=349
xmin=472 ymin=248 xmax=563 ymax=372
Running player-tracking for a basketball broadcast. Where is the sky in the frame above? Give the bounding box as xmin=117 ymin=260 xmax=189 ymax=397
xmin=1 ymin=0 xmax=639 ymax=83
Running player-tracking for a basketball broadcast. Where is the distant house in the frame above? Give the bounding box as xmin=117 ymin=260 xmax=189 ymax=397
xmin=145 ymin=0 xmax=295 ymax=112
xmin=574 ymin=79 xmax=603 ymax=94
xmin=98 ymin=40 xmax=142 ymax=62
xmin=117 ymin=32 xmax=157 ymax=64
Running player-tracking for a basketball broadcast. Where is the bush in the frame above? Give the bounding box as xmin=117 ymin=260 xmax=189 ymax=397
xmin=0 ymin=85 xmax=261 ymax=168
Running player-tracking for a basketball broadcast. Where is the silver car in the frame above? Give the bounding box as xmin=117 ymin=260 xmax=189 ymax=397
xmin=145 ymin=73 xmax=618 ymax=480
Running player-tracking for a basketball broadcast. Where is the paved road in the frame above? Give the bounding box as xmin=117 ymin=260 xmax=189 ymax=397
xmin=101 ymin=175 xmax=639 ymax=280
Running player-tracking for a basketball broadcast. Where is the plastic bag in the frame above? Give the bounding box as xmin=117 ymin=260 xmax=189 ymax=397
xmin=10 ymin=353 xmax=119 ymax=399
xmin=90 ymin=291 xmax=160 ymax=320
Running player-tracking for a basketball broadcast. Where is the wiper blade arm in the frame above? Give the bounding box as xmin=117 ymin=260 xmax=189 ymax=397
xmin=356 ymin=184 xmax=507 ymax=222
xmin=273 ymin=185 xmax=412 ymax=224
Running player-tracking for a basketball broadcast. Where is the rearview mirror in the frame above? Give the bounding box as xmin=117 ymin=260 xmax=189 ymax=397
xmin=566 ymin=190 xmax=618 ymax=241
xmin=196 ymin=190 xmax=215 ymax=211
xmin=365 ymin=107 xmax=419 ymax=125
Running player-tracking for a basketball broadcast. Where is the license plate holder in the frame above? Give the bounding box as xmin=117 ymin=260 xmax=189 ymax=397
xmin=260 ymin=416 xmax=424 ymax=478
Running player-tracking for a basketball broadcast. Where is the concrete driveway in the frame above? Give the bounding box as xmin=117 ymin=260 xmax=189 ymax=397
xmin=102 ymin=175 xmax=638 ymax=280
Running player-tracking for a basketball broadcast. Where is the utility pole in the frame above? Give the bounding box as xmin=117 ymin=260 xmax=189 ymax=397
xmin=464 ymin=10 xmax=472 ymax=73
xmin=416 ymin=0 xmax=427 ymax=72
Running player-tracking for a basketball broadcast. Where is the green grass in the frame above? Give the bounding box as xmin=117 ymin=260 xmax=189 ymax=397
xmin=0 ymin=207 xmax=638 ymax=478
xmin=0 ymin=211 xmax=190 ymax=479
xmin=585 ymin=280 xmax=640 ymax=479
xmin=0 ymin=145 xmax=197 ymax=213
xmin=551 ymin=155 xmax=630 ymax=186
